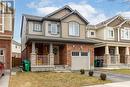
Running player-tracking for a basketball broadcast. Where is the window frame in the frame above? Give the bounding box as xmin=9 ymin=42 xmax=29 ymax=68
xmin=121 ymin=28 xmax=130 ymax=40
xmin=33 ymin=22 xmax=42 ymax=32
xmin=69 ymin=21 xmax=80 ymax=37
xmin=108 ymin=28 xmax=114 ymax=39
xmin=48 ymin=23 xmax=59 ymax=35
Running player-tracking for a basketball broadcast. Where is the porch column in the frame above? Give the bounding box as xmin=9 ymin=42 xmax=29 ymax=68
xmin=104 ymin=45 xmax=111 ymax=65
xmin=125 ymin=47 xmax=130 ymax=64
xmin=49 ymin=43 xmax=54 ymax=66
xmin=31 ymin=42 xmax=36 ymax=66
xmin=115 ymin=46 xmax=120 ymax=64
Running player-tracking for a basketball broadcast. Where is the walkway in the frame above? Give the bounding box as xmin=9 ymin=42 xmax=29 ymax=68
xmin=0 ymin=70 xmax=10 ymax=87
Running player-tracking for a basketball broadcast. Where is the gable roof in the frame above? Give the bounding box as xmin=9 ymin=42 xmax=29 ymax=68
xmin=60 ymin=10 xmax=89 ymax=24
xmin=87 ymin=15 xmax=126 ymax=29
xmin=45 ymin=5 xmax=73 ymax=18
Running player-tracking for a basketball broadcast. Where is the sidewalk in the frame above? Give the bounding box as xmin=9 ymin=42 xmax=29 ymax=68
xmin=0 ymin=70 xmax=10 ymax=87
xmin=84 ymin=81 xmax=130 ymax=87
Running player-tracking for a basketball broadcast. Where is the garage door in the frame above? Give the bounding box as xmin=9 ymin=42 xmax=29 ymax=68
xmin=71 ymin=51 xmax=90 ymax=70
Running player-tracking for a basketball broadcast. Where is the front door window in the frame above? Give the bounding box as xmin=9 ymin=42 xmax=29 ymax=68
xmin=53 ymin=46 xmax=59 ymax=65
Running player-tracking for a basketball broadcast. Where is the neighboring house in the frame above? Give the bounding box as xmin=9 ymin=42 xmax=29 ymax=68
xmin=0 ymin=3 xmax=14 ymax=69
xmin=87 ymin=15 xmax=130 ymax=68
xmin=12 ymin=40 xmax=21 ymax=67
xmin=21 ymin=5 xmax=97 ymax=71
xmin=12 ymin=40 xmax=21 ymax=58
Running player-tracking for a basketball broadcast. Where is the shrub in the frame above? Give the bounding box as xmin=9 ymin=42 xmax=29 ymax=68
xmin=88 ymin=70 xmax=94 ymax=76
xmin=100 ymin=73 xmax=106 ymax=80
xmin=80 ymin=69 xmax=85 ymax=74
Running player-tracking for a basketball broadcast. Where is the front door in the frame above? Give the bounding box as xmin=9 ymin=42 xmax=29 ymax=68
xmin=53 ymin=46 xmax=59 ymax=65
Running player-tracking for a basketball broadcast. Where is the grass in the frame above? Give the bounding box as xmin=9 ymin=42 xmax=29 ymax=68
xmin=9 ymin=72 xmax=111 ymax=87
xmin=110 ymin=69 xmax=130 ymax=75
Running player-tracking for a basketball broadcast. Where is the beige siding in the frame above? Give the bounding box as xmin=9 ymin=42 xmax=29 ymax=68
xmin=62 ymin=15 xmax=86 ymax=25
xmin=50 ymin=9 xmax=71 ymax=19
xmin=28 ymin=21 xmax=43 ymax=35
xmin=61 ymin=22 xmax=86 ymax=39
xmin=4 ymin=14 xmax=13 ymax=31
xmin=96 ymin=28 xmax=105 ymax=40
xmin=61 ymin=15 xmax=86 ymax=39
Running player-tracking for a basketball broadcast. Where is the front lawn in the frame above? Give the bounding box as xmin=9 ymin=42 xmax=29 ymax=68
xmin=9 ymin=72 xmax=111 ymax=87
xmin=111 ymin=69 xmax=130 ymax=75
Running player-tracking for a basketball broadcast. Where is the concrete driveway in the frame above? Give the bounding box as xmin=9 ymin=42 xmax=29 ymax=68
xmin=0 ymin=70 xmax=10 ymax=87
xmin=91 ymin=71 xmax=130 ymax=82
xmin=84 ymin=81 xmax=130 ymax=87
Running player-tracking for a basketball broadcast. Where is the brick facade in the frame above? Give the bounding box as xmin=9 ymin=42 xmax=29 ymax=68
xmin=0 ymin=39 xmax=11 ymax=69
xmin=21 ymin=42 xmax=94 ymax=68
xmin=65 ymin=43 xmax=94 ymax=66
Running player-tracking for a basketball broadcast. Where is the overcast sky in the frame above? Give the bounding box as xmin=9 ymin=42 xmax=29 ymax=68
xmin=14 ymin=0 xmax=130 ymax=43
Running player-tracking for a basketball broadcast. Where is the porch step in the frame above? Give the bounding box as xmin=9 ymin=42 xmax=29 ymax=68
xmin=54 ymin=65 xmax=71 ymax=71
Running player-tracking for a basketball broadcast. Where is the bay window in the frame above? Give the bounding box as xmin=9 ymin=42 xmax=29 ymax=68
xmin=69 ymin=22 xmax=79 ymax=36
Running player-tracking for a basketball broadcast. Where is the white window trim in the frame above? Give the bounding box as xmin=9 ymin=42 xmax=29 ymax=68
xmin=107 ymin=28 xmax=114 ymax=39
xmin=121 ymin=27 xmax=130 ymax=40
xmin=33 ymin=23 xmax=42 ymax=32
xmin=69 ymin=22 xmax=80 ymax=36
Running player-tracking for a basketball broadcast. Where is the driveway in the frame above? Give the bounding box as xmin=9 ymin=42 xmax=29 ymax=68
xmin=93 ymin=71 xmax=130 ymax=82
xmin=84 ymin=81 xmax=130 ymax=87
xmin=0 ymin=70 xmax=10 ymax=87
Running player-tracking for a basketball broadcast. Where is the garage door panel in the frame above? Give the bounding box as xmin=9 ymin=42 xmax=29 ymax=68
xmin=71 ymin=56 xmax=90 ymax=70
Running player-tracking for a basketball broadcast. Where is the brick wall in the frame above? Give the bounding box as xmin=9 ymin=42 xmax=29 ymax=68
xmin=58 ymin=43 xmax=94 ymax=66
xmin=0 ymin=39 xmax=11 ymax=69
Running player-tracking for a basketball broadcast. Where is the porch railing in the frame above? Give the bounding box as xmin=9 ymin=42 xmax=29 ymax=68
xmin=0 ymin=55 xmax=4 ymax=63
xmin=95 ymin=55 xmax=118 ymax=67
xmin=36 ymin=55 xmax=49 ymax=65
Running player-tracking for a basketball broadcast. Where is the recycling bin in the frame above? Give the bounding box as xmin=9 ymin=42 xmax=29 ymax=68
xmin=22 ymin=59 xmax=30 ymax=72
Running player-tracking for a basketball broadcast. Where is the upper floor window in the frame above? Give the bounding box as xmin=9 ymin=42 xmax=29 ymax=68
xmin=91 ymin=32 xmax=94 ymax=35
xmin=48 ymin=23 xmax=59 ymax=34
xmin=121 ymin=28 xmax=130 ymax=40
xmin=108 ymin=28 xmax=114 ymax=38
xmin=69 ymin=22 xmax=79 ymax=36
xmin=33 ymin=23 xmax=42 ymax=32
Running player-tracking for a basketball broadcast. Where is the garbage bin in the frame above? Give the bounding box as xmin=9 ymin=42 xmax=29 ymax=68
xmin=96 ymin=59 xmax=100 ymax=67
xmin=22 ymin=59 xmax=30 ymax=72
xmin=94 ymin=59 xmax=97 ymax=67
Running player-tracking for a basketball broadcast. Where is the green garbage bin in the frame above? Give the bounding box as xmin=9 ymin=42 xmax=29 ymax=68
xmin=23 ymin=59 xmax=30 ymax=72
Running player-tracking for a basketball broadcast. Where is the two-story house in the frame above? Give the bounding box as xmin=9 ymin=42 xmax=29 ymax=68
xmin=21 ymin=5 xmax=97 ymax=71
xmin=87 ymin=15 xmax=130 ymax=69
xmin=0 ymin=3 xmax=14 ymax=69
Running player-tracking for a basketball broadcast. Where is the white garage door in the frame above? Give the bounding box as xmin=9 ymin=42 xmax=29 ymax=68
xmin=71 ymin=51 xmax=90 ymax=70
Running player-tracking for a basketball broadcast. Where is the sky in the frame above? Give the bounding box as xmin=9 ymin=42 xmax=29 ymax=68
xmin=14 ymin=0 xmax=130 ymax=43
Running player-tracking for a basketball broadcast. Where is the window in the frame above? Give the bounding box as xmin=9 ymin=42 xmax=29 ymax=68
xmin=69 ymin=22 xmax=79 ymax=36
xmin=108 ymin=29 xmax=114 ymax=38
xmin=0 ymin=14 xmax=3 ymax=32
xmin=121 ymin=28 xmax=130 ymax=40
xmin=0 ymin=49 xmax=3 ymax=56
xmin=33 ymin=23 xmax=41 ymax=32
xmin=91 ymin=32 xmax=94 ymax=35
xmin=72 ymin=52 xmax=79 ymax=56
xmin=81 ymin=52 xmax=88 ymax=56
xmin=48 ymin=23 xmax=59 ymax=34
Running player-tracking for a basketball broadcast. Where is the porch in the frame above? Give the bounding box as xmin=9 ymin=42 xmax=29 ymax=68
xmin=94 ymin=45 xmax=130 ymax=68
xmin=29 ymin=42 xmax=70 ymax=71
